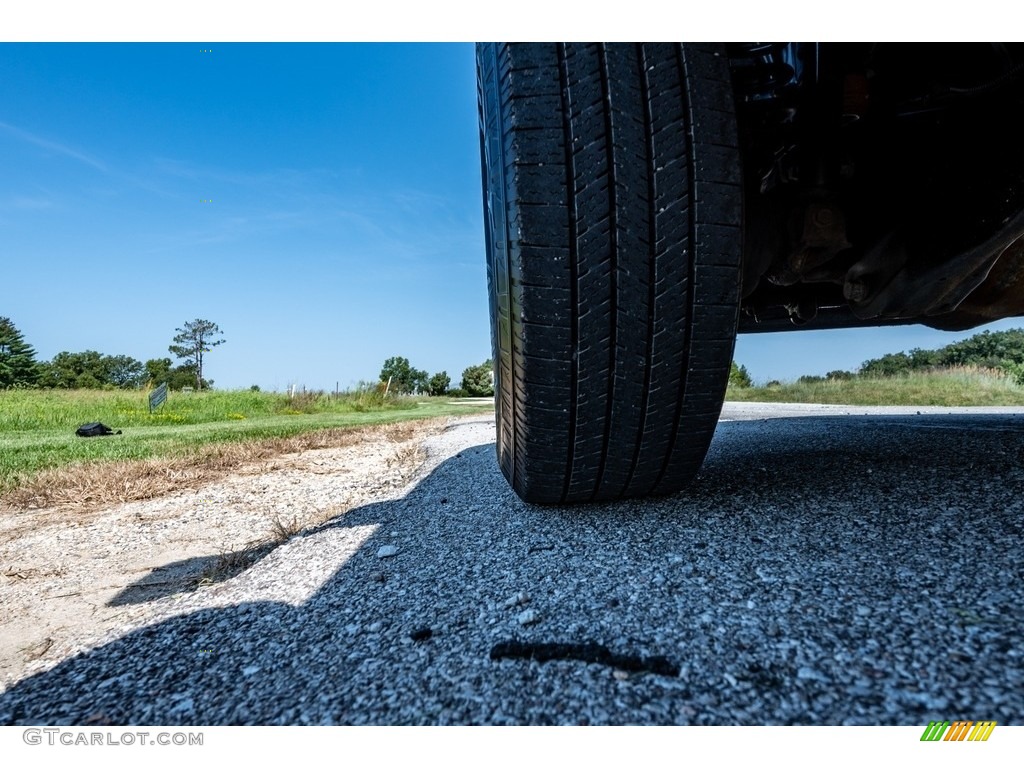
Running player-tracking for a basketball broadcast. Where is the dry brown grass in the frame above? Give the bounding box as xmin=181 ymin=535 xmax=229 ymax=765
xmin=185 ymin=423 xmax=430 ymax=589
xmin=0 ymin=418 xmax=442 ymax=514
xmin=191 ymin=540 xmax=277 ymax=588
xmin=269 ymin=512 xmax=304 ymax=542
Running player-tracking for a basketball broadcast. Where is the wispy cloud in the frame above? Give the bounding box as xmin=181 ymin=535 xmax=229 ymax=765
xmin=0 ymin=120 xmax=108 ymax=173
xmin=151 ymin=157 xmax=344 ymax=191
xmin=4 ymin=196 xmax=53 ymax=210
xmin=133 ymin=156 xmax=479 ymax=262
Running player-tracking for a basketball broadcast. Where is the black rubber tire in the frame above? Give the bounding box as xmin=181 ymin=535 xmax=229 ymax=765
xmin=477 ymin=43 xmax=742 ymax=504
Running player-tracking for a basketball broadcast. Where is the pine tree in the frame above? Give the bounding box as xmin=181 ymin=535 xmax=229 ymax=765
xmin=168 ymin=319 xmax=225 ymax=391
xmin=0 ymin=317 xmax=40 ymax=388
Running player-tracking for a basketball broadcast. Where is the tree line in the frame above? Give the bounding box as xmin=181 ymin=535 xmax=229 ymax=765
xmin=0 ymin=317 xmax=224 ymax=391
xmin=729 ymin=328 xmax=1024 ymax=387
xmin=855 ymin=328 xmax=1024 ymax=382
xmin=379 ymin=356 xmax=494 ymax=397
xmin=1 ymin=315 xmax=496 ymax=397
xmin=803 ymin=328 xmax=1024 ymax=385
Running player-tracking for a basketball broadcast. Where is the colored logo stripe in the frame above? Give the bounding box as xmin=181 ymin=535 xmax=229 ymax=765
xmin=920 ymin=720 xmax=996 ymax=742
xmin=968 ymin=721 xmax=997 ymax=741
xmin=944 ymin=721 xmax=973 ymax=741
xmin=921 ymin=721 xmax=949 ymax=741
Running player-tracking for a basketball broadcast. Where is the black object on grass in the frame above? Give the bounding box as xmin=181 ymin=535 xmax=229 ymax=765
xmin=75 ymin=422 xmax=122 ymax=437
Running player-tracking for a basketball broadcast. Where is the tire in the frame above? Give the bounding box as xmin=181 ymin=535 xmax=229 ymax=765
xmin=477 ymin=43 xmax=742 ymax=504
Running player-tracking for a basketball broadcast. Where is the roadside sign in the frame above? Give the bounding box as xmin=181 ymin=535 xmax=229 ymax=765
xmin=149 ymin=382 xmax=168 ymax=413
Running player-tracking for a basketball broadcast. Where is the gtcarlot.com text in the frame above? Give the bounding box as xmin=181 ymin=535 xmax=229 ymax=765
xmin=23 ymin=728 xmax=203 ymax=746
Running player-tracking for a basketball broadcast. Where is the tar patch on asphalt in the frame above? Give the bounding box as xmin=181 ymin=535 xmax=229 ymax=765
xmin=490 ymin=640 xmax=679 ymax=677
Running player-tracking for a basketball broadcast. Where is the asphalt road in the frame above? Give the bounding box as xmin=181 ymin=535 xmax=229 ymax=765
xmin=1 ymin=403 xmax=1022 ymax=725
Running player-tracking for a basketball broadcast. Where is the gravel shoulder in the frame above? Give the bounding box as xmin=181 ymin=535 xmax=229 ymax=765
xmin=0 ymin=419 xmax=441 ymax=686
xmin=1 ymin=406 xmax=1022 ymax=725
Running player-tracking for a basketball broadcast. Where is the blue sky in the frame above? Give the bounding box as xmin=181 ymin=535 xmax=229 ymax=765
xmin=2 ymin=40 xmax=1021 ymax=390
xmin=1 ymin=43 xmax=487 ymax=391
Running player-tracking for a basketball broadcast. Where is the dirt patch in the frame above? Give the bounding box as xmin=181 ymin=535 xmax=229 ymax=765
xmin=0 ymin=418 xmax=448 ymax=688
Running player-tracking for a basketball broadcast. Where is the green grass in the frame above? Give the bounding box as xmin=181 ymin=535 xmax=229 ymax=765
xmin=0 ymin=388 xmax=492 ymax=493
xmin=726 ymin=366 xmax=1024 ymax=407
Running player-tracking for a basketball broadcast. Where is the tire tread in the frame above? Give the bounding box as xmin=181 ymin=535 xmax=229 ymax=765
xmin=477 ymin=42 xmax=741 ymax=504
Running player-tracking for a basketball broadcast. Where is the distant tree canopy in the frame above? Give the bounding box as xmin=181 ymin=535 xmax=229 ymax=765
xmin=859 ymin=351 xmax=925 ymax=377
xmin=39 ymin=350 xmax=105 ymax=389
xmin=461 ymin=360 xmax=495 ymax=397
xmin=940 ymin=329 xmax=1024 ymax=369
xmin=38 ymin=350 xmax=146 ymax=389
xmin=380 ymin=356 xmax=428 ymax=395
xmin=729 ymin=361 xmax=752 ymax=388
xmin=0 ymin=316 xmax=219 ymax=391
xmin=427 ymin=371 xmax=451 ymax=397
xmin=145 ymin=357 xmax=173 ymax=387
xmin=826 ymin=369 xmax=855 ymax=381
xmin=0 ymin=317 xmax=40 ymax=388
xmin=32 ymin=352 xmax=208 ymax=390
xmin=732 ymin=329 xmax=1024 ymax=388
xmin=144 ymin=357 xmax=210 ymax=390
xmin=104 ymin=355 xmax=146 ymax=388
xmin=859 ymin=329 xmax=1024 ymax=380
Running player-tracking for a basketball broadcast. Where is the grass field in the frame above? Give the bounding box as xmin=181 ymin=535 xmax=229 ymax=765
xmin=4 ymin=367 xmax=1018 ymax=507
xmin=0 ymin=388 xmax=492 ymax=500
xmin=727 ymin=366 xmax=1024 ymax=406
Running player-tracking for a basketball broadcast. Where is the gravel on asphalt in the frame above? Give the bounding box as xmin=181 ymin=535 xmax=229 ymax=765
xmin=1 ymin=406 xmax=1022 ymax=725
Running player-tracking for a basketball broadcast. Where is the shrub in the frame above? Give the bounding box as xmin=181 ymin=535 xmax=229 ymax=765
xmin=275 ymin=389 xmax=327 ymax=414
xmin=826 ymin=370 xmax=855 ymax=381
xmin=427 ymin=371 xmax=451 ymax=397
xmin=729 ymin=361 xmax=752 ymax=388
xmin=461 ymin=361 xmax=495 ymax=397
xmin=380 ymin=356 xmax=428 ymax=394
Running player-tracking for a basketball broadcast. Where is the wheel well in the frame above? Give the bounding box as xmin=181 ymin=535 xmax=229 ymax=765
xmin=731 ymin=43 xmax=1024 ymax=333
